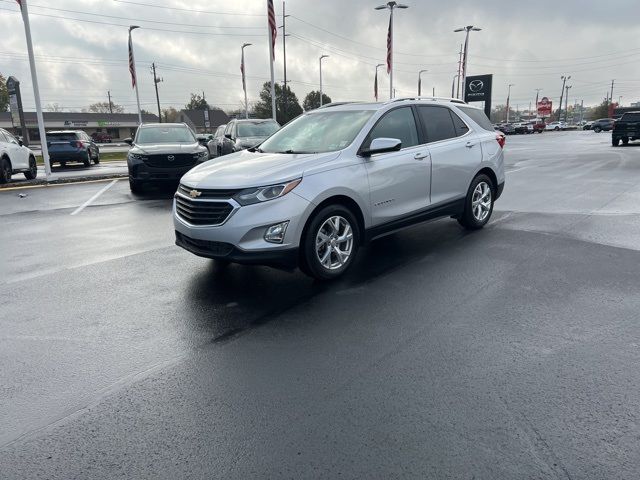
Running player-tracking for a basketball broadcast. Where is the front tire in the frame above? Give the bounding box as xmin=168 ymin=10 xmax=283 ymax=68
xmin=593 ymin=126 xmax=602 ymax=133
xmin=0 ymin=157 xmax=12 ymax=184
xmin=24 ymin=155 xmax=37 ymax=179
xmin=612 ymin=137 xmax=620 ymax=146
xmin=622 ymin=137 xmax=629 ymax=146
xmin=457 ymin=174 xmax=495 ymax=230
xmin=301 ymin=205 xmax=359 ymax=280
xmin=129 ymin=177 xmax=143 ymax=194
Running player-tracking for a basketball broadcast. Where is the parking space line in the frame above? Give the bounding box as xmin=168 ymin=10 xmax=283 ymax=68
xmin=70 ymin=179 xmax=119 ymax=216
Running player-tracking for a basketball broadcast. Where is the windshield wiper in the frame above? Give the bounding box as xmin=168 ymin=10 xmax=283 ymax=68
xmin=247 ymin=147 xmax=264 ymax=153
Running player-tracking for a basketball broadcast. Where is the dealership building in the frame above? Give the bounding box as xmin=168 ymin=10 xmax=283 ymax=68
xmin=0 ymin=111 xmax=159 ymax=144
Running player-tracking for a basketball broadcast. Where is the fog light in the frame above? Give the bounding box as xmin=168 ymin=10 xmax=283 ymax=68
xmin=264 ymin=221 xmax=289 ymax=244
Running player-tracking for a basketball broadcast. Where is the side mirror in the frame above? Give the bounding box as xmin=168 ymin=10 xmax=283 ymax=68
xmin=361 ymin=137 xmax=402 ymax=157
xmin=18 ymin=138 xmax=24 ymax=147
xmin=124 ymin=138 xmax=133 ymax=146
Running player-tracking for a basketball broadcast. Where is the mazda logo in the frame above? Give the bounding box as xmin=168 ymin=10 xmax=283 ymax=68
xmin=167 ymin=155 xmax=175 ymax=162
xmin=469 ymin=80 xmax=484 ymax=93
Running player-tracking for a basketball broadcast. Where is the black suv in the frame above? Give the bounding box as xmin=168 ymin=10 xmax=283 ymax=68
xmin=612 ymin=112 xmax=640 ymax=146
xmin=126 ymin=123 xmax=209 ymax=193
xmin=591 ymin=118 xmax=615 ymax=133
xmin=217 ymin=119 xmax=280 ymax=157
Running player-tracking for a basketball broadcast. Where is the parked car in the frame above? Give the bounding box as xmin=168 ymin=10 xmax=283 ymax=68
xmin=583 ymin=121 xmax=594 ymax=130
xmin=217 ymin=119 xmax=280 ymax=157
xmin=530 ymin=120 xmax=546 ymax=133
xmin=545 ymin=121 xmax=566 ymax=131
xmin=47 ymin=130 xmax=100 ymax=167
xmin=612 ymin=111 xmax=640 ymax=146
xmin=208 ymin=124 xmax=226 ymax=158
xmin=0 ymin=128 xmax=37 ymax=183
xmin=196 ymin=133 xmax=215 ymax=158
xmin=91 ymin=132 xmax=112 ymax=143
xmin=591 ymin=118 xmax=615 ymax=133
xmin=495 ymin=123 xmax=515 ymax=135
xmin=174 ymin=98 xmax=505 ymax=280
xmin=126 ymin=123 xmax=209 ymax=193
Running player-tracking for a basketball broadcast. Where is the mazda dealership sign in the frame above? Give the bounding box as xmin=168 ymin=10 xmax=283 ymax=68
xmin=464 ymin=74 xmax=493 ymax=117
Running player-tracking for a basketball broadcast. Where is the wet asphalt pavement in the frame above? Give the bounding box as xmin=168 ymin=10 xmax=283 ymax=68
xmin=1 ymin=131 xmax=640 ymax=479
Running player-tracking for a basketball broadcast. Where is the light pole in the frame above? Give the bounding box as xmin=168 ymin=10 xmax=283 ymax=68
xmin=319 ymin=54 xmax=329 ymax=107
xmin=452 ymin=74 xmax=459 ymax=98
xmin=558 ymin=75 xmax=570 ymax=122
xmin=454 ymin=25 xmax=481 ymax=101
xmin=241 ymin=43 xmax=252 ymax=119
xmin=151 ymin=62 xmax=162 ymax=123
xmin=375 ymin=1 xmax=409 ymax=100
xmin=418 ymin=69 xmax=427 ymax=96
xmin=505 ymin=83 xmax=514 ymax=123
xmin=374 ymin=63 xmax=384 ymax=101
xmin=564 ymin=84 xmax=572 ymax=123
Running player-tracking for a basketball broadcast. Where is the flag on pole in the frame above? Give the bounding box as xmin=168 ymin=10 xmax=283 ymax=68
xmin=374 ymin=69 xmax=378 ymax=101
xmin=386 ymin=16 xmax=392 ymax=74
xmin=128 ymin=32 xmax=137 ymax=88
xmin=15 ymin=0 xmax=22 ymax=8
xmin=267 ymin=0 xmax=277 ymax=60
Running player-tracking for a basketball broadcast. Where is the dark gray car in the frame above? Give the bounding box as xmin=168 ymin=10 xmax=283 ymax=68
xmin=218 ymin=119 xmax=280 ymax=157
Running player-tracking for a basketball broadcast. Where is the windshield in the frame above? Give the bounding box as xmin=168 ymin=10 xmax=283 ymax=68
xmin=259 ymin=110 xmax=374 ymax=154
xmin=237 ymin=121 xmax=280 ymax=137
xmin=136 ymin=126 xmax=195 ymax=144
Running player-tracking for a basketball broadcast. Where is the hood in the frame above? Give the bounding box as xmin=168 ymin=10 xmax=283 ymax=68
xmin=130 ymin=142 xmax=205 ymax=155
xmin=181 ymin=149 xmax=341 ymax=189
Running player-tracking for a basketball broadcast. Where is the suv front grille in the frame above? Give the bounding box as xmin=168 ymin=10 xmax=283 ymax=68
xmin=144 ymin=154 xmax=196 ymax=168
xmin=175 ymin=195 xmax=234 ymax=226
xmin=177 ymin=184 xmax=242 ymax=199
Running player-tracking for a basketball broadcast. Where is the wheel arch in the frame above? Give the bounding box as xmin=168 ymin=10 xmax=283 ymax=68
xmin=474 ymin=167 xmax=498 ymax=193
xmin=300 ymin=195 xmax=366 ymax=247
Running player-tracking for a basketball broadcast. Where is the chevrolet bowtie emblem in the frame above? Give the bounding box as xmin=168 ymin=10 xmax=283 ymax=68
xmin=189 ymin=189 xmax=202 ymax=198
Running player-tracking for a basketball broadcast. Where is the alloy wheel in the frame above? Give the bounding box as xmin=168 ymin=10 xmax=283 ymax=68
xmin=315 ymin=215 xmax=354 ymax=270
xmin=471 ymin=181 xmax=492 ymax=222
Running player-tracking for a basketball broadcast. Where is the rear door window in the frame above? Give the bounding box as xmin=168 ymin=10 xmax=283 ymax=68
xmin=417 ymin=106 xmax=458 ymax=143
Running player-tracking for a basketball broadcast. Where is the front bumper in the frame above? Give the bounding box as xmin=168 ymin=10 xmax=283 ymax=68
xmin=173 ymin=190 xmax=313 ymax=267
xmin=128 ymin=158 xmax=198 ymax=183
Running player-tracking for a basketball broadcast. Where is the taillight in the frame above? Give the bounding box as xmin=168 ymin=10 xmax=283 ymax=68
xmin=496 ymin=134 xmax=505 ymax=149
xmin=75 ymin=141 xmax=83 ymax=148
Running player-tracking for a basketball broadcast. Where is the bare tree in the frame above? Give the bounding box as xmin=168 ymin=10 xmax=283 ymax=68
xmin=45 ymin=103 xmax=64 ymax=112
xmin=87 ymin=101 xmax=124 ymax=114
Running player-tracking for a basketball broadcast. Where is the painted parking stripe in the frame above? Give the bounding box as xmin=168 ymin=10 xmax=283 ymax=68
xmin=70 ymin=179 xmax=119 ymax=216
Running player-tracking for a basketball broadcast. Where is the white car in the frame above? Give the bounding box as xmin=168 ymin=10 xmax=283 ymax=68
xmin=545 ymin=121 xmax=566 ymax=131
xmin=0 ymin=128 xmax=37 ymax=183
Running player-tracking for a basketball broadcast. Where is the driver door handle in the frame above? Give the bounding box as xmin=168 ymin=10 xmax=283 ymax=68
xmin=465 ymin=141 xmax=476 ymax=148
xmin=414 ymin=152 xmax=429 ymax=160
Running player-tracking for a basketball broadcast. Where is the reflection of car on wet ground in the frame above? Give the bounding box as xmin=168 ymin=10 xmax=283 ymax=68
xmin=126 ymin=123 xmax=209 ymax=193
xmin=0 ymin=127 xmax=38 ymax=183
xmin=217 ymin=119 xmax=280 ymax=157
xmin=47 ymin=130 xmax=100 ymax=167
xmin=175 ymin=98 xmax=505 ymax=280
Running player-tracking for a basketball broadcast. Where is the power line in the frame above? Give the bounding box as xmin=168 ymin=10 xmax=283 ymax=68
xmin=112 ymin=0 xmax=266 ymax=16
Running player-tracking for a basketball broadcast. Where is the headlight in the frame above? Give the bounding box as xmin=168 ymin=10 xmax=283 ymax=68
xmin=128 ymin=153 xmax=147 ymax=161
xmin=233 ymin=178 xmax=301 ymax=206
xmin=193 ymin=150 xmax=209 ymax=161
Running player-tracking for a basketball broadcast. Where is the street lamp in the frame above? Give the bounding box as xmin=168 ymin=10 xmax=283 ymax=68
xmin=451 ymin=73 xmax=459 ymax=98
xmin=558 ymin=75 xmax=570 ymax=122
xmin=506 ymin=83 xmax=514 ymax=123
xmin=374 ymin=63 xmax=384 ymax=101
xmin=375 ymin=1 xmax=409 ymax=99
xmin=319 ymin=54 xmax=329 ymax=107
xmin=418 ymin=69 xmax=427 ymax=96
xmin=128 ymin=25 xmax=142 ymax=125
xmin=241 ymin=43 xmax=252 ymax=119
xmin=564 ymin=84 xmax=572 ymax=123
xmin=453 ymin=25 xmax=481 ymax=101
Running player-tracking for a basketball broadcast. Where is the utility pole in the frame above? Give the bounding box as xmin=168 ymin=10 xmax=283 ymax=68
xmin=454 ymin=25 xmax=482 ymax=101
xmin=609 ymin=79 xmax=615 ymax=116
xmin=505 ymin=83 xmax=514 ymax=123
xmin=432 ymin=86 xmax=435 ymax=97
xmin=107 ymin=90 xmax=113 ymax=114
xmin=580 ymin=99 xmax=584 ymax=123
xmin=456 ymin=43 xmax=463 ymax=99
xmin=564 ymin=84 xmax=572 ymax=123
xmin=534 ymin=88 xmax=542 ymax=117
xmin=151 ymin=63 xmax=163 ymax=122
xmin=558 ymin=75 xmax=569 ymax=122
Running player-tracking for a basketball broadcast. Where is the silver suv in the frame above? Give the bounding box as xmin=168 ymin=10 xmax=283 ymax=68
xmin=174 ymin=98 xmax=505 ymax=280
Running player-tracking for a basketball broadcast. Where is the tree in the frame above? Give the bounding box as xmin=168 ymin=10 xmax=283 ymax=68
xmin=88 ymin=101 xmax=124 ymax=114
xmin=490 ymin=104 xmax=516 ymax=123
xmin=588 ymin=101 xmax=609 ymax=120
xmin=253 ymin=82 xmax=303 ymax=124
xmin=0 ymin=73 xmax=8 ymax=112
xmin=303 ymin=90 xmax=332 ymax=111
xmin=185 ymin=93 xmax=209 ymax=110
xmin=46 ymin=103 xmax=64 ymax=112
xmin=162 ymin=106 xmax=179 ymax=122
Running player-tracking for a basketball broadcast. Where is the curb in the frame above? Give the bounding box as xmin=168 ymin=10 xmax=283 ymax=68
xmin=1 ymin=173 xmax=128 ymax=190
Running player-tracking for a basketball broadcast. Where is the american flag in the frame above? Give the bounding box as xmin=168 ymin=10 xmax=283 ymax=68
xmin=128 ymin=32 xmax=137 ymax=88
xmin=374 ymin=69 xmax=378 ymax=101
xmin=267 ymin=0 xmax=277 ymax=60
xmin=15 ymin=0 xmax=22 ymax=8
xmin=386 ymin=16 xmax=392 ymax=74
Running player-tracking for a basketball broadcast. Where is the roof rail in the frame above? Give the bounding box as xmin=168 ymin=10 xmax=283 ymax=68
xmin=384 ymin=96 xmax=467 ymax=105
xmin=316 ymin=101 xmax=362 ymax=109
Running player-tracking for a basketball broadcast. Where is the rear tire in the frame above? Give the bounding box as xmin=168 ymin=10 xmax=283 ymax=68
xmin=301 ymin=205 xmax=359 ymax=280
xmin=82 ymin=151 xmax=91 ymax=167
xmin=457 ymin=174 xmax=495 ymax=230
xmin=24 ymin=156 xmax=37 ymax=179
xmin=0 ymin=157 xmax=12 ymax=184
xmin=593 ymin=126 xmax=602 ymax=133
xmin=622 ymin=137 xmax=629 ymax=146
xmin=612 ymin=137 xmax=620 ymax=146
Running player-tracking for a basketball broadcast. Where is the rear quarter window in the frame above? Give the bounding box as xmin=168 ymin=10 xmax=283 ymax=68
xmin=457 ymin=106 xmax=494 ymax=131
xmin=621 ymin=113 xmax=640 ymax=122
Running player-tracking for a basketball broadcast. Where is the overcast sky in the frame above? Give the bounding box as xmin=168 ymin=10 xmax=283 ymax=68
xmin=2 ymin=0 xmax=639 ymax=114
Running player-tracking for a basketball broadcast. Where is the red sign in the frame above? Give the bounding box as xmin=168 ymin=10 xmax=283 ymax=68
xmin=537 ymin=97 xmax=552 ymax=117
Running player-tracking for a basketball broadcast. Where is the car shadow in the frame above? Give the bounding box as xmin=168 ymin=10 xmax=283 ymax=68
xmin=182 ymin=218 xmax=475 ymax=343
